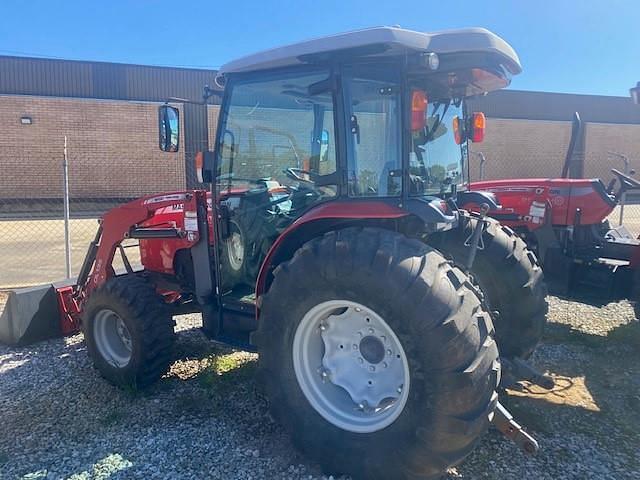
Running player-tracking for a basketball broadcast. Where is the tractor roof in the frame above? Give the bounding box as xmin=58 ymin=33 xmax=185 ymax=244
xmin=219 ymin=26 xmax=522 ymax=76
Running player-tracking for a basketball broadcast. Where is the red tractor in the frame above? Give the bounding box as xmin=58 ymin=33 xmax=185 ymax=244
xmin=471 ymin=113 xmax=640 ymax=315
xmin=1 ymin=27 xmax=547 ymax=478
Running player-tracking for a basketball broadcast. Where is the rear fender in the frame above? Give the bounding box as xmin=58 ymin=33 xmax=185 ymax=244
xmin=457 ymin=190 xmax=500 ymax=211
xmin=255 ymin=200 xmax=409 ymax=307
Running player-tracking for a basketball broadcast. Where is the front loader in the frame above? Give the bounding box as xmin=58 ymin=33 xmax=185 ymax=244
xmin=1 ymin=27 xmax=546 ymax=479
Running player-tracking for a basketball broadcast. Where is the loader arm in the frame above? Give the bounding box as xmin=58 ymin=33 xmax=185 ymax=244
xmin=0 ymin=191 xmax=210 ymax=346
xmin=73 ymin=190 xmax=209 ymax=307
xmin=79 ymin=191 xmax=205 ymax=297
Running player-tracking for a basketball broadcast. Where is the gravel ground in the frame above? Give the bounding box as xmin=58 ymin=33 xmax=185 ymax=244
xmin=1 ymin=293 xmax=639 ymax=480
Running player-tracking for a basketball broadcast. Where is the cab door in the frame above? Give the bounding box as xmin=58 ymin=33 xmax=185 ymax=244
xmin=213 ymin=69 xmax=339 ymax=306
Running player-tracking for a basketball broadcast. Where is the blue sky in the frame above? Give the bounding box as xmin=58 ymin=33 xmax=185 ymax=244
xmin=1 ymin=0 xmax=639 ymax=96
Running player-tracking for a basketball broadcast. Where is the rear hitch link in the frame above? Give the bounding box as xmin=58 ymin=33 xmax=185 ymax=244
xmin=492 ymin=401 xmax=539 ymax=454
xmin=462 ymin=204 xmax=544 ymax=454
xmin=501 ymin=356 xmax=556 ymax=390
xmin=464 ymin=203 xmax=490 ymax=271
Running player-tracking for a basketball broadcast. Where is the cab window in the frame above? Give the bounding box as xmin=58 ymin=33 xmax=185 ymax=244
xmin=342 ymin=65 xmax=402 ymax=197
xmin=218 ymin=71 xmax=337 ymax=195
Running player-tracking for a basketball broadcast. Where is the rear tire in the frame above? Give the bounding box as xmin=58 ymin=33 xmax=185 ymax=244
xmin=630 ymin=269 xmax=640 ymax=320
xmin=257 ymin=228 xmax=500 ymax=480
xmin=432 ymin=213 xmax=548 ymax=359
xmin=83 ymin=275 xmax=175 ymax=388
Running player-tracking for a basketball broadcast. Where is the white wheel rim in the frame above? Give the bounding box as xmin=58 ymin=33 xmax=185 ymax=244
xmin=292 ymin=300 xmax=410 ymax=433
xmin=226 ymin=230 xmax=244 ymax=272
xmin=93 ymin=308 xmax=133 ymax=368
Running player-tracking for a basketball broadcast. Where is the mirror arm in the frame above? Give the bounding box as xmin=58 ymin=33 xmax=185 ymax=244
xmin=166 ymin=85 xmax=223 ymax=106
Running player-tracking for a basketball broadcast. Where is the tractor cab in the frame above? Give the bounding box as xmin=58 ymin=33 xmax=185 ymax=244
xmin=160 ymin=27 xmax=521 ymax=306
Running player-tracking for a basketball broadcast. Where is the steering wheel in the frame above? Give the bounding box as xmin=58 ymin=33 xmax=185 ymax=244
xmin=285 ymin=167 xmax=318 ymax=184
xmin=611 ymin=168 xmax=640 ymax=192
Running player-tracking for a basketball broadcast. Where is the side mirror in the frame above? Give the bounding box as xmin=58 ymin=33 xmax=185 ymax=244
xmin=159 ymin=105 xmax=180 ymax=152
xmin=319 ymin=130 xmax=329 ymax=162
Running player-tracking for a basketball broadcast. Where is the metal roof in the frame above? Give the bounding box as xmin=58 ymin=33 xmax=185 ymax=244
xmin=0 ymin=55 xmax=217 ymax=103
xmin=467 ymin=89 xmax=640 ymax=125
xmin=219 ymin=26 xmax=522 ymax=75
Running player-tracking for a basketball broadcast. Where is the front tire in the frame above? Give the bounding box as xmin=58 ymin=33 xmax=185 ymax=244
xmin=220 ymin=219 xmax=247 ymax=291
xmin=83 ymin=275 xmax=175 ymax=388
xmin=432 ymin=213 xmax=548 ymax=359
xmin=257 ymin=228 xmax=500 ymax=480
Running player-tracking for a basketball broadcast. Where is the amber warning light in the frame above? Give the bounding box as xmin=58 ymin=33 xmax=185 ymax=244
xmin=411 ymin=90 xmax=428 ymax=131
xmin=195 ymin=151 xmax=214 ymax=183
xmin=471 ymin=112 xmax=486 ymax=143
xmin=452 ymin=112 xmax=485 ymax=144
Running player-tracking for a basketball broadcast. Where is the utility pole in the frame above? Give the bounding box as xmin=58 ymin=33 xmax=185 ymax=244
xmin=63 ymin=136 xmax=71 ymax=278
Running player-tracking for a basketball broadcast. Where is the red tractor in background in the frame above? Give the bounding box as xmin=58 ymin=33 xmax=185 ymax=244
xmin=471 ymin=112 xmax=640 ymax=315
xmin=1 ymin=27 xmax=548 ymax=479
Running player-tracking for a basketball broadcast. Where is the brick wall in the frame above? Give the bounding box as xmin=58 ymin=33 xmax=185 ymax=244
xmin=207 ymin=105 xmax=220 ymax=148
xmin=2 ymin=94 xmax=638 ymax=200
xmin=584 ymin=123 xmax=640 ymax=180
xmin=469 ymin=118 xmax=573 ymax=181
xmin=469 ymin=117 xmax=640 ymax=183
xmin=0 ymin=94 xmax=185 ymax=199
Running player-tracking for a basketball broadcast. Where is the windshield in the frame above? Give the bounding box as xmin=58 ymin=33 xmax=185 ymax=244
xmin=215 ymin=70 xmax=338 ymax=201
xmin=410 ymin=98 xmax=466 ymax=196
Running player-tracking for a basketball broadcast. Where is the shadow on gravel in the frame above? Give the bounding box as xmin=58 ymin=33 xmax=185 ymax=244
xmin=497 ymin=319 xmax=640 ymax=476
xmin=552 ymin=287 xmax=639 ymax=311
xmin=0 ymin=335 xmax=87 ymax=387
xmin=544 ymin=316 xmax=640 ymax=349
xmin=0 ymin=326 xmax=316 ymax=480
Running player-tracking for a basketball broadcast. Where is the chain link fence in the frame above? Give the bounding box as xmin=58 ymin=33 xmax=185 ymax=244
xmin=0 ymin=161 xmax=191 ymax=289
xmin=0 ymin=96 xmax=215 ymax=289
xmin=0 ymin=170 xmax=206 ymax=289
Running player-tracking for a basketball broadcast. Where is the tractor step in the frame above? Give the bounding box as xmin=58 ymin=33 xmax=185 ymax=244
xmin=492 ymin=401 xmax=539 ymax=454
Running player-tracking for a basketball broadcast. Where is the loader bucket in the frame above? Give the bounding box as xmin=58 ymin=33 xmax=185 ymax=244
xmin=0 ymin=281 xmax=76 ymax=346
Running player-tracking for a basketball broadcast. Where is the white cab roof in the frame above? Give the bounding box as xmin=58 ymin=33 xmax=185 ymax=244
xmin=219 ymin=26 xmax=521 ymax=75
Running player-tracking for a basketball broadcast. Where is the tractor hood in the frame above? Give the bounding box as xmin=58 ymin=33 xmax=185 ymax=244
xmin=218 ymin=27 xmax=522 ymax=87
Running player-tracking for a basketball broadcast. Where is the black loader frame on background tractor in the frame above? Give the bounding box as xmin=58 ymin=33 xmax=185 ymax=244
xmin=1 ymin=27 xmax=549 ymax=479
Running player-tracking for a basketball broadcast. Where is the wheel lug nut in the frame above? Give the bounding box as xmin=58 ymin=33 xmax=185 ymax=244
xmin=381 ymin=335 xmax=386 ymax=341
xmin=353 ymin=344 xmax=358 ymax=350
xmin=383 ymin=362 xmax=388 ymax=368
xmin=355 ymin=307 xmax=362 ymax=312
xmin=397 ymin=387 xmax=402 ymax=394
xmin=387 ymin=349 xmax=392 ymax=356
xmin=358 ymin=358 xmax=364 ymax=364
xmin=368 ymin=328 xmax=374 ymax=334
xmin=369 ymin=366 xmax=375 ymax=372
xmin=319 ymin=323 xmax=327 ymax=331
